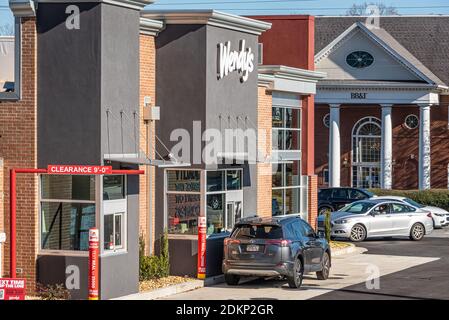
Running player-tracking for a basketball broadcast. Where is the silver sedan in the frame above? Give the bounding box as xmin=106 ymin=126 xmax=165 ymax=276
xmin=317 ymin=199 xmax=434 ymax=242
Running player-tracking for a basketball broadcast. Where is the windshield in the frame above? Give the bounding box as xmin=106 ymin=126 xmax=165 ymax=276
xmin=403 ymin=198 xmax=425 ymax=208
xmin=232 ymin=224 xmax=283 ymax=239
xmin=362 ymin=189 xmax=375 ymax=197
xmin=340 ymin=202 xmax=375 ymax=214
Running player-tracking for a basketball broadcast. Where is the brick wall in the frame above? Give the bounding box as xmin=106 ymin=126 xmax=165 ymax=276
xmin=256 ymin=86 xmax=272 ymax=217
xmin=0 ymin=18 xmax=37 ymax=291
xmin=139 ymin=33 xmax=157 ymax=255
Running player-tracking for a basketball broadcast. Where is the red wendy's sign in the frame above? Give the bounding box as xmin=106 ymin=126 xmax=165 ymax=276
xmin=47 ymin=165 xmax=112 ymax=175
xmin=0 ymin=278 xmax=26 ymax=300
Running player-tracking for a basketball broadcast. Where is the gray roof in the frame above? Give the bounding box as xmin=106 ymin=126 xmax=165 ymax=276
xmin=315 ymin=16 xmax=449 ymax=86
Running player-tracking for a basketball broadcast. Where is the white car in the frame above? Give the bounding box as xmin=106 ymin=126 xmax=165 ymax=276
xmin=371 ymin=196 xmax=449 ymax=229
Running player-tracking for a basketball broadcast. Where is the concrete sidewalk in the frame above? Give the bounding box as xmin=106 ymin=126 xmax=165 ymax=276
xmin=158 ymin=248 xmax=438 ymax=300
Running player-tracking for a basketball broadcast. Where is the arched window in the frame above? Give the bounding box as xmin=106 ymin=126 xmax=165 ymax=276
xmin=352 ymin=117 xmax=381 ymax=188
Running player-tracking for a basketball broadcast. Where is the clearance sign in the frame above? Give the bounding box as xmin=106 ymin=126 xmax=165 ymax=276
xmin=47 ymin=165 xmax=112 ymax=175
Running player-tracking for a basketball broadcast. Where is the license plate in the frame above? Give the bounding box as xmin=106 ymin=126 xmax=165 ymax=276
xmin=246 ymin=245 xmax=260 ymax=252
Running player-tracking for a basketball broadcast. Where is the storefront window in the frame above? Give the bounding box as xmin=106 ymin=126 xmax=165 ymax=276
xmin=166 ymin=169 xmax=243 ymax=236
xmin=206 ymin=194 xmax=225 ymax=235
xmin=166 ymin=170 xmax=202 ymax=235
xmin=167 ymin=170 xmax=200 ymax=192
xmin=103 ymin=175 xmax=125 ymax=200
xmin=40 ymin=175 xmax=96 ymax=251
xmin=272 ymin=161 xmax=304 ymax=216
xmin=226 ymin=170 xmax=242 ymax=190
xmin=207 ymin=171 xmax=224 ymax=192
xmin=272 ymin=106 xmax=301 ymax=151
xmin=167 ymin=193 xmax=201 ymax=234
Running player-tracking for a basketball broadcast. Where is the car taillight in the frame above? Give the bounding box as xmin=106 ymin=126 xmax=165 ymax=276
xmin=266 ymin=239 xmax=291 ymax=247
xmin=224 ymin=238 xmax=240 ymax=246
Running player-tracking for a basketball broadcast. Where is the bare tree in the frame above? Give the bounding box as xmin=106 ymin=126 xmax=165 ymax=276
xmin=346 ymin=2 xmax=399 ymax=16
xmin=0 ymin=24 xmax=14 ymax=36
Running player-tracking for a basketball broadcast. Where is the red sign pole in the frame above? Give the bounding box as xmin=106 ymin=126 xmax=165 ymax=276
xmin=197 ymin=217 xmax=207 ymax=279
xmin=88 ymin=228 xmax=100 ymax=300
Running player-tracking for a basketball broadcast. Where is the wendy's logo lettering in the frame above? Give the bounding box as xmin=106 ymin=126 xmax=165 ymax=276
xmin=218 ymin=40 xmax=255 ymax=83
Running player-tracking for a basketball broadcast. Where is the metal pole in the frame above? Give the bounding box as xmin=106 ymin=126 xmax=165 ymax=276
xmin=10 ymin=169 xmax=16 ymax=278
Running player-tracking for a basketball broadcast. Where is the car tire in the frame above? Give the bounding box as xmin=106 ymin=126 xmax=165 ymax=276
xmin=318 ymin=206 xmax=333 ymax=216
xmin=316 ymin=251 xmax=331 ymax=280
xmin=349 ymin=224 xmax=367 ymax=242
xmin=410 ymin=223 xmax=425 ymax=241
xmin=287 ymin=258 xmax=304 ymax=289
xmin=224 ymin=274 xmax=240 ymax=286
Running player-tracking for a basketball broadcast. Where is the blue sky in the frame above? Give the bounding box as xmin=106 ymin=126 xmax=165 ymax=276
xmin=2 ymin=0 xmax=449 ymax=29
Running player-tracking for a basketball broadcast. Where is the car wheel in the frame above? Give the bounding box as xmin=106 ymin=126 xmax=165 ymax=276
xmin=224 ymin=274 xmax=240 ymax=286
xmin=316 ymin=251 xmax=331 ymax=280
xmin=287 ymin=258 xmax=304 ymax=289
xmin=349 ymin=224 xmax=366 ymax=242
xmin=318 ymin=206 xmax=333 ymax=216
xmin=410 ymin=223 xmax=425 ymax=241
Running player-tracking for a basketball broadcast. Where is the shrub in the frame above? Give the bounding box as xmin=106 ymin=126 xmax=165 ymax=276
xmin=139 ymin=231 xmax=170 ymax=281
xmin=370 ymin=189 xmax=449 ymax=211
xmin=324 ymin=212 xmax=332 ymax=243
xmin=36 ymin=283 xmax=71 ymax=300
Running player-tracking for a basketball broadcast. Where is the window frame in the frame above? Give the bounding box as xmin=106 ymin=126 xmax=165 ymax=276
xmin=103 ymin=211 xmax=125 ymax=252
xmin=272 ymin=106 xmax=301 ymax=152
xmin=0 ymin=17 xmax=21 ymax=101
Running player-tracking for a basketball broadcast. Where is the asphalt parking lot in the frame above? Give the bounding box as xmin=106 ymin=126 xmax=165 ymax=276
xmin=162 ymin=229 xmax=448 ymax=300
xmin=312 ymin=228 xmax=449 ymax=300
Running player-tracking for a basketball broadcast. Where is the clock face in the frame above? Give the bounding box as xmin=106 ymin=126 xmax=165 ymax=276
xmin=346 ymin=51 xmax=374 ymax=68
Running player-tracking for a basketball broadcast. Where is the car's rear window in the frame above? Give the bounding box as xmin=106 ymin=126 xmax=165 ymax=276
xmin=231 ymin=224 xmax=283 ymax=239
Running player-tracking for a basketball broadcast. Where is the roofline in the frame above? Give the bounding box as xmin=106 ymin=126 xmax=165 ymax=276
xmin=35 ymin=0 xmax=153 ymax=11
xmin=314 ymin=22 xmax=445 ymax=87
xmin=316 ymin=15 xmax=449 ymax=18
xmin=141 ymin=10 xmax=272 ymax=35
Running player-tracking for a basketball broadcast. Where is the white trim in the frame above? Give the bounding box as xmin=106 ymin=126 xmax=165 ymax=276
xmin=37 ymin=0 xmax=153 ymax=11
xmin=258 ymin=65 xmax=326 ymax=95
xmin=8 ymin=0 xmax=35 ymax=17
xmin=140 ymin=18 xmax=164 ymax=36
xmin=141 ymin=10 xmax=272 ymax=35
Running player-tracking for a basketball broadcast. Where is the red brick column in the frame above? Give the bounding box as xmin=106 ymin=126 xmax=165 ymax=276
xmin=307 ymin=175 xmax=318 ymax=229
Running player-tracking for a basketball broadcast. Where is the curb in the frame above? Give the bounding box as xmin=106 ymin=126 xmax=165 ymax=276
xmin=331 ymin=243 xmax=359 ymax=257
xmin=113 ymin=280 xmax=204 ymax=300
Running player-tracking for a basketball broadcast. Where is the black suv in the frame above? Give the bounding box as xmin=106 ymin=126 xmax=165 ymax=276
xmin=222 ymin=215 xmax=331 ymax=289
xmin=318 ymin=187 xmax=374 ymax=215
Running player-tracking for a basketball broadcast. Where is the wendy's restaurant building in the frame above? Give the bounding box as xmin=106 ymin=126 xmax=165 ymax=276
xmin=312 ymin=16 xmax=449 ymax=190
xmin=142 ymin=11 xmax=325 ymax=279
xmin=0 ymin=4 xmax=323 ymax=299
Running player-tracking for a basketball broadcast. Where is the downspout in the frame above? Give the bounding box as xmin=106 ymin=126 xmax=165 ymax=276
xmin=146 ymin=119 xmax=153 ymax=255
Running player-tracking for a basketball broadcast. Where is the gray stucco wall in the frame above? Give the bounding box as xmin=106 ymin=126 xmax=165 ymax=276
xmin=155 ymin=23 xmax=260 ymax=272
xmin=205 ymin=25 xmax=259 ymax=216
xmin=36 ymin=2 xmax=140 ymax=300
xmin=37 ymin=3 xmax=102 ymax=166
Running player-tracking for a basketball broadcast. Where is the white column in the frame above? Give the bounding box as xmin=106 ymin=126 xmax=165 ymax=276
xmin=381 ymin=104 xmax=393 ymax=189
xmin=419 ymin=104 xmax=431 ymax=190
xmin=329 ymin=104 xmax=341 ymax=187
